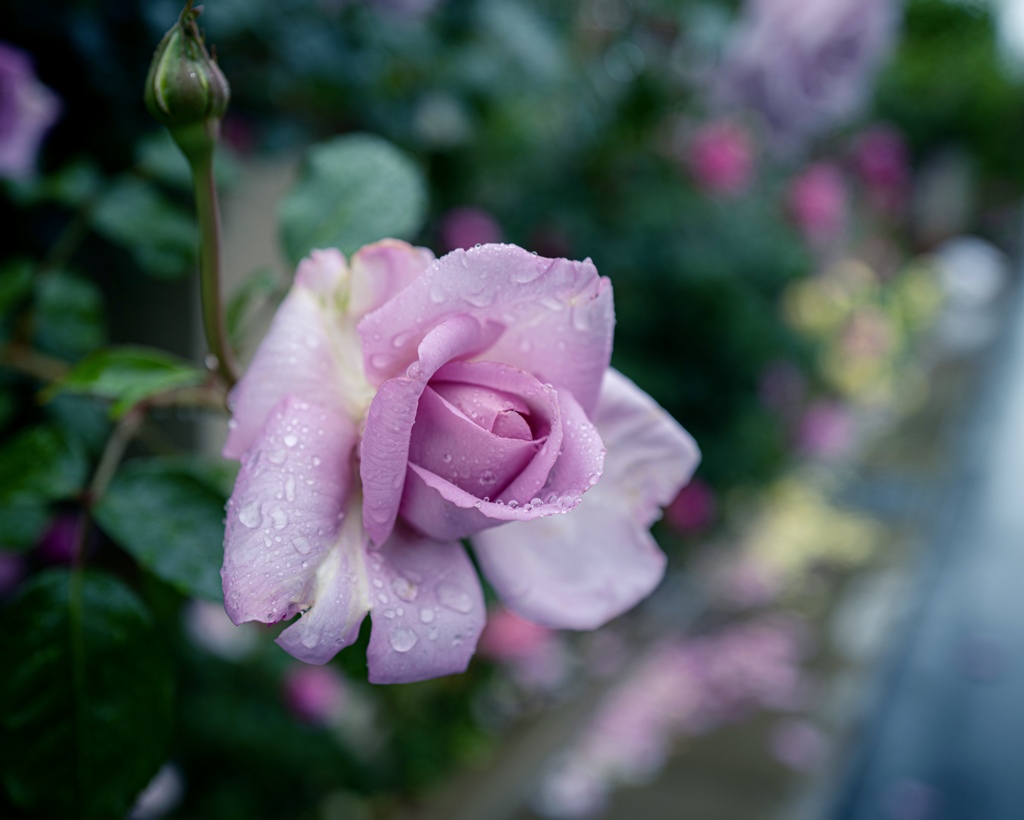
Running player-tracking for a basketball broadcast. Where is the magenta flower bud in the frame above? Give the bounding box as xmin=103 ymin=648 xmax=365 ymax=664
xmin=787 ymin=162 xmax=848 ymax=245
xmin=282 ymin=665 xmax=348 ymax=726
xmin=37 ymin=512 xmax=87 ymax=565
xmin=478 ymin=606 xmax=553 ymax=662
xmin=686 ymin=120 xmax=755 ymax=197
xmin=665 ymin=478 xmax=717 ymax=534
xmin=0 ymin=42 xmax=60 ymax=181
xmin=438 ymin=207 xmax=503 ymax=252
xmin=145 ymin=2 xmax=229 ymax=161
xmin=853 ymin=124 xmax=910 ymax=214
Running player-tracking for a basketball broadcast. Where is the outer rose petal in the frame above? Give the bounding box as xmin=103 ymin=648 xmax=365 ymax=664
xmin=276 ymin=516 xmax=369 ymax=665
xmin=365 ymin=525 xmax=485 ymax=684
xmin=349 ymin=240 xmax=435 ymax=319
xmin=222 ymin=395 xmax=357 ymax=626
xmin=472 ymin=369 xmax=700 ymax=629
xmin=358 ymin=244 xmax=614 ymax=415
xmin=360 ymin=315 xmax=503 ymax=545
xmin=224 ymin=252 xmax=353 ymax=459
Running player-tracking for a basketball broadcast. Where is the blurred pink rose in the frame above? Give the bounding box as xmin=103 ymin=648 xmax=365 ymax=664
xmin=665 ymin=477 xmax=717 ymax=534
xmin=282 ymin=665 xmax=349 ymax=725
xmin=222 ymin=241 xmax=700 ymax=683
xmin=797 ymin=399 xmax=853 ymax=458
xmin=0 ymin=42 xmax=60 ymax=180
xmin=686 ymin=120 xmax=755 ymax=197
xmin=852 ymin=124 xmax=910 ymax=214
xmin=438 ymin=207 xmax=503 ymax=251
xmin=478 ymin=606 xmax=554 ymax=662
xmin=787 ymin=163 xmax=848 ymax=244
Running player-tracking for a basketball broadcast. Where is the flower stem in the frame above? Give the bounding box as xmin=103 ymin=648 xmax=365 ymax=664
xmin=191 ymin=140 xmax=239 ymax=388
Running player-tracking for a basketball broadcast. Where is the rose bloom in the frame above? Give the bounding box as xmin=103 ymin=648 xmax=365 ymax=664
xmin=718 ymin=0 xmax=898 ymax=152
xmin=222 ymin=241 xmax=699 ymax=683
xmin=0 ymin=42 xmax=60 ymax=180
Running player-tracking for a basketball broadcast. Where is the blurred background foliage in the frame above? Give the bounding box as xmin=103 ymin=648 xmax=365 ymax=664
xmin=1 ymin=0 xmax=1023 ymax=817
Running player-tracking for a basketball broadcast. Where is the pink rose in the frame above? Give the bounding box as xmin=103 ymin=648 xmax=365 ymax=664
xmin=786 ymin=162 xmax=848 ymax=244
xmin=685 ymin=120 xmax=755 ymax=197
xmin=221 ymin=241 xmax=699 ymax=683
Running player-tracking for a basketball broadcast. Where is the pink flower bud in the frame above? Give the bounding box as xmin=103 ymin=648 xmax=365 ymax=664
xmin=478 ymin=606 xmax=553 ymax=662
xmin=282 ymin=665 xmax=348 ymax=726
xmin=852 ymin=124 xmax=910 ymax=214
xmin=686 ymin=120 xmax=755 ymax=197
xmin=665 ymin=477 xmax=717 ymax=534
xmin=787 ymin=163 xmax=848 ymax=244
xmin=438 ymin=207 xmax=503 ymax=252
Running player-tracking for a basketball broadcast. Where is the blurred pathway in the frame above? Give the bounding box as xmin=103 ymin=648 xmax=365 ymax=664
xmin=831 ymin=271 xmax=1024 ymax=820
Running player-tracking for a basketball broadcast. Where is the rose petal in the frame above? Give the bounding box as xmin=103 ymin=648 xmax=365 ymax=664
xmin=349 ymin=239 xmax=435 ymax=319
xmin=360 ymin=315 xmax=503 ymax=545
xmin=365 ymin=525 xmax=485 ymax=684
xmin=358 ymin=244 xmax=614 ymax=414
xmin=222 ymin=395 xmax=357 ymax=626
xmin=409 ymin=386 xmax=537 ymax=497
xmin=275 ymin=511 xmax=370 ymax=665
xmin=399 ymin=383 xmax=604 ymax=541
xmin=472 ymin=369 xmax=699 ymax=629
xmin=224 ymin=255 xmax=355 ymax=459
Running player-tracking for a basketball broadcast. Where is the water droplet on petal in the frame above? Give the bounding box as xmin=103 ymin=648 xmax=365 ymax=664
xmin=392 ymin=576 xmax=418 ymax=601
xmin=437 ymin=582 xmax=474 ymax=614
xmin=269 ymin=507 xmax=288 ymax=530
xmin=284 ymin=476 xmax=296 ymax=501
xmin=389 ymin=628 xmax=419 ymax=653
xmin=238 ymin=501 xmax=261 ymax=528
xmin=294 ymin=537 xmax=312 ymax=555
xmin=419 ymin=608 xmax=435 ymax=624
xmin=283 ymin=434 xmax=298 ymax=448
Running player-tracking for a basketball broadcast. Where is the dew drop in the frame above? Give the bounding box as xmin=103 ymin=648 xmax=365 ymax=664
xmin=284 ymin=476 xmax=296 ymax=502
xmin=294 ymin=536 xmax=312 ymax=555
xmin=238 ymin=501 xmax=261 ymax=528
xmin=377 ymin=593 xmax=389 ymax=604
xmin=372 ymin=578 xmax=384 ymax=589
xmin=479 ymin=471 xmax=496 ymax=486
xmin=419 ymin=608 xmax=436 ymax=624
xmin=267 ymin=449 xmax=286 ymax=465
xmin=508 ymin=500 xmax=519 ymax=509
xmin=312 ymin=456 xmax=321 ymax=467
xmin=383 ymin=609 xmax=396 ymax=619
xmin=437 ymin=582 xmax=474 ymax=614
xmin=389 ymin=628 xmax=419 ymax=653
xmin=269 ymin=507 xmax=288 ymax=530
xmin=283 ymin=433 xmax=298 ymax=448
xmin=442 ymin=453 xmax=453 ymax=463
xmin=392 ymin=576 xmax=418 ymax=602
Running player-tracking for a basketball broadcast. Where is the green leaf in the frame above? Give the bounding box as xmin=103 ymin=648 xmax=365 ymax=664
xmin=0 ymin=258 xmax=33 ymax=321
xmin=91 ymin=176 xmax=197 ymax=278
xmin=47 ymin=345 xmax=206 ymax=417
xmin=279 ymin=133 xmax=427 ymax=264
xmin=93 ymin=458 xmax=228 ymax=601
xmin=0 ymin=425 xmax=88 ymax=507
xmin=0 ymin=569 xmax=174 ymax=819
xmin=33 ymin=270 xmax=106 ymax=359
xmin=0 ymin=504 xmax=50 ymax=552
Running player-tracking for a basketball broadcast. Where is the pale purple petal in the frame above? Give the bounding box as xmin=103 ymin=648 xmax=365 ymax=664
xmin=0 ymin=44 xmax=60 ymax=181
xmin=294 ymin=247 xmax=347 ymax=296
xmin=275 ymin=513 xmax=370 ymax=664
xmin=222 ymin=396 xmax=357 ymax=626
xmin=472 ymin=369 xmax=699 ymax=629
xmin=365 ymin=526 xmax=485 ymax=684
xmin=399 ymin=386 xmax=603 ymax=542
xmin=360 ymin=315 xmax=503 ymax=544
xmin=408 ymin=386 xmax=537 ymax=496
xmin=349 ymin=239 xmax=435 ymax=319
xmin=358 ymin=244 xmax=614 ymax=414
xmin=223 ymin=275 xmax=348 ymax=459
